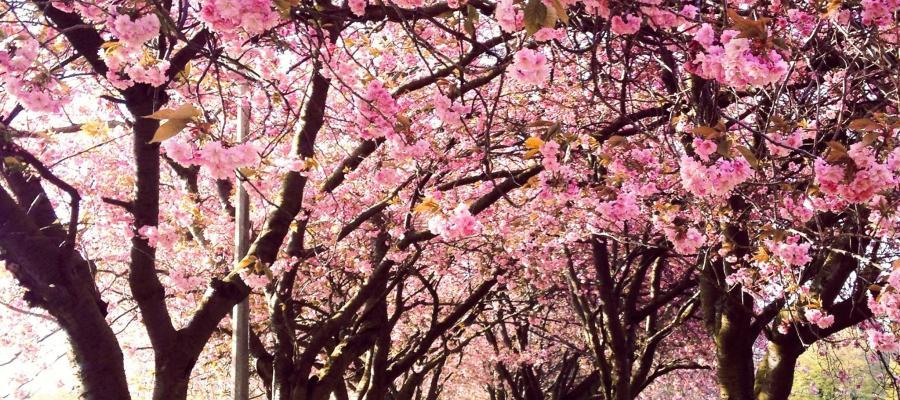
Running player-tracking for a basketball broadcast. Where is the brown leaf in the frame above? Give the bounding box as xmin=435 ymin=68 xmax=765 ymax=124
xmin=145 ymin=104 xmax=200 ymax=120
xmin=861 ymin=132 xmax=880 ymax=146
xmin=825 ymin=141 xmax=848 ymax=162
xmin=692 ymin=125 xmax=721 ymax=140
xmin=736 ymin=145 xmax=759 ymax=168
xmin=606 ymin=135 xmax=627 ymax=147
xmin=524 ymin=0 xmax=548 ymax=35
xmin=727 ymin=9 xmax=770 ymax=39
xmin=550 ymin=0 xmax=568 ymax=25
xmin=149 ymin=119 xmax=190 ymax=143
xmin=414 ymin=197 xmax=441 ymax=214
xmin=848 ymin=118 xmax=880 ymax=132
xmin=716 ymin=139 xmax=732 ymax=156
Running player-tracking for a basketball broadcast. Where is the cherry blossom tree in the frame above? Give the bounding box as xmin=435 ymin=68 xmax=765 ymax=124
xmin=1 ymin=0 xmax=899 ymax=399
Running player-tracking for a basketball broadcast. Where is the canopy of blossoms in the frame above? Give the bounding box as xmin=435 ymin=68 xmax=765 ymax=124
xmin=0 ymin=0 xmax=898 ymax=399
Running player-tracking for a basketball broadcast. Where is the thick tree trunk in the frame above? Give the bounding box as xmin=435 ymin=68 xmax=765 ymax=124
xmin=151 ymin=352 xmax=197 ymax=400
xmin=57 ymin=294 xmax=131 ymax=399
xmin=152 ymin=371 xmax=190 ymax=400
xmin=753 ymin=341 xmax=802 ymax=400
xmin=0 ymin=188 xmax=131 ymax=399
xmin=701 ymin=265 xmax=756 ymax=400
xmin=715 ymin=338 xmax=755 ymax=400
xmin=562 ymin=372 xmax=600 ymax=400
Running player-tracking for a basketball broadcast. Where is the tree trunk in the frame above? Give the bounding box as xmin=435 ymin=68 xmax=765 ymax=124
xmin=152 ymin=351 xmax=196 ymax=400
xmin=715 ymin=339 xmax=755 ymax=400
xmin=57 ymin=295 xmax=131 ymax=400
xmin=0 ymin=181 xmax=131 ymax=400
xmin=754 ymin=341 xmax=802 ymax=400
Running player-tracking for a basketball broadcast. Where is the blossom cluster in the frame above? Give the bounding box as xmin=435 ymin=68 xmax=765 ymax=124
xmin=357 ymin=80 xmax=399 ymax=139
xmin=433 ymin=92 xmax=471 ymax=127
xmin=610 ymin=14 xmax=641 ymax=35
xmin=100 ymin=12 xmax=170 ymax=88
xmin=687 ymin=24 xmax=789 ymax=88
xmin=427 ymin=204 xmax=482 ymax=240
xmin=767 ymin=235 xmax=811 ymax=267
xmin=109 ymin=14 xmax=160 ymax=49
xmin=861 ymin=0 xmax=900 ymax=28
xmin=510 ymin=49 xmax=549 ymax=86
xmin=866 ymin=268 xmax=900 ymax=353
xmin=198 ymin=0 xmax=279 ymax=36
xmin=494 ymin=0 xmax=523 ymax=33
xmin=596 ymin=192 xmax=640 ymax=230
xmin=664 ymin=226 xmax=706 ymax=255
xmin=0 ymin=35 xmax=68 ymax=112
xmin=679 ymin=155 xmax=753 ymax=199
xmin=803 ymin=309 xmax=835 ymax=330
xmin=163 ymin=140 xmax=259 ymax=179
xmin=814 ymin=143 xmax=896 ymax=204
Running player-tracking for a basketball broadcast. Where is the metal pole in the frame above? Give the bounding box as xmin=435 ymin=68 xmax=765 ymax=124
xmin=232 ymin=97 xmax=250 ymax=400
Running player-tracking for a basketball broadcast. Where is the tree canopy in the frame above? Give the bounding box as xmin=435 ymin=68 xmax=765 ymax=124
xmin=0 ymin=0 xmax=898 ymax=399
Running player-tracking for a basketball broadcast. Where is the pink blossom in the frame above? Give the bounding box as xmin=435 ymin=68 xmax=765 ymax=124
xmin=692 ymin=138 xmax=717 ymax=162
xmin=427 ymin=204 xmax=482 ymax=240
xmin=169 ymin=269 xmax=205 ymax=291
xmin=887 ymin=148 xmax=900 ymax=172
xmin=815 ymin=156 xmax=894 ymax=203
xmin=680 ymin=5 xmax=698 ymax=19
xmin=198 ymin=0 xmax=279 ymax=35
xmin=495 ymin=0 xmax=523 ymax=33
xmin=665 ymin=226 xmax=706 ymax=255
xmin=581 ymin=0 xmax=610 ymax=17
xmin=4 ymin=77 xmax=66 ymax=113
xmin=162 ymin=140 xmax=197 ymax=165
xmin=110 ymin=13 xmax=160 ymax=48
xmin=138 ymin=225 xmax=159 ymax=248
xmin=357 ymin=80 xmax=399 ymax=138
xmin=889 ymin=268 xmax=900 ymax=289
xmin=688 ymin=29 xmax=789 ymax=88
xmin=610 ymin=14 xmax=641 ymax=35
xmin=510 ymin=48 xmax=550 ymax=86
xmin=867 ymin=329 xmax=900 ymax=353
xmin=804 ymin=309 xmax=835 ymax=329
xmin=241 ymin=272 xmax=271 ymax=290
xmin=433 ymin=92 xmax=471 ymax=126
xmin=693 ymin=24 xmax=716 ymax=49
xmin=641 ymin=7 xmax=678 ymax=29
xmin=779 ymin=196 xmax=814 ymax=223
xmin=840 ymin=165 xmax=892 ymax=203
xmin=540 ymin=140 xmax=561 ymax=172
xmin=125 ymin=60 xmax=170 ymax=87
xmin=533 ymin=28 xmax=565 ymax=42
xmin=196 ymin=141 xmax=259 ymax=180
xmin=597 ymin=192 xmax=640 ymax=229
xmin=679 ymin=156 xmax=752 ymax=199
xmin=0 ymin=36 xmax=38 ymax=72
xmin=768 ymin=235 xmax=811 ymax=266
xmin=813 ymin=158 xmax=845 ymax=193
xmin=349 ymin=0 xmax=367 ymax=17
xmin=861 ymin=0 xmax=900 ymax=27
